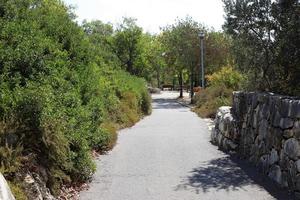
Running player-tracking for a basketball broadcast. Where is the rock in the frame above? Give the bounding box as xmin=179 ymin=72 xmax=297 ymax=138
xmin=294 ymin=121 xmax=300 ymax=139
xmin=287 ymin=160 xmax=297 ymax=190
xmin=227 ymin=140 xmax=238 ymax=150
xmin=223 ymin=112 xmax=233 ymax=137
xmin=261 ymin=104 xmax=270 ymax=120
xmin=258 ymin=140 xmax=268 ymax=156
xmin=266 ymin=128 xmax=282 ymax=151
xmin=217 ymin=107 xmax=232 ymax=133
xmin=280 ymin=118 xmax=294 ymax=129
xmin=258 ymin=154 xmax=269 ymax=173
xmin=212 ymin=92 xmax=300 ymax=194
xmin=281 ymin=171 xmax=289 ymax=188
xmin=281 ymin=99 xmax=292 ymax=118
xmin=268 ymin=165 xmax=282 ymax=184
xmin=269 ymin=149 xmax=279 ymax=165
xmin=289 ymin=101 xmax=300 ymax=119
xmin=258 ymin=119 xmax=268 ymax=140
xmin=210 ymin=127 xmax=217 ymax=143
xmin=273 ymin=111 xmax=281 ymax=127
xmin=279 ymin=149 xmax=289 ymax=170
xmin=283 ymin=138 xmax=300 ymax=160
xmin=217 ymin=106 xmax=231 ymax=115
xmin=24 ymin=174 xmax=35 ymax=184
xmin=296 ymin=174 xmax=300 ymax=191
xmin=283 ymin=129 xmax=294 ymax=139
xmin=217 ymin=131 xmax=223 ymax=147
xmin=24 ymin=173 xmax=55 ymax=200
xmin=296 ymin=160 xmax=300 ymax=173
xmin=252 ymin=105 xmax=260 ymax=128
xmin=251 ymin=93 xmax=259 ymax=109
xmin=0 ymin=173 xmax=15 ymax=200
xmin=295 ymin=192 xmax=300 ymax=200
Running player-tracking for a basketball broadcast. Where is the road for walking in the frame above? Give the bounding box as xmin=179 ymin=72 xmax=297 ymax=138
xmin=80 ymin=92 xmax=292 ymax=200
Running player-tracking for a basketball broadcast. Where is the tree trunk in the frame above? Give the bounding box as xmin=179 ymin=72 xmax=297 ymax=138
xmin=156 ymin=69 xmax=160 ymax=88
xmin=190 ymin=72 xmax=194 ymax=99
xmin=179 ymin=70 xmax=183 ymax=98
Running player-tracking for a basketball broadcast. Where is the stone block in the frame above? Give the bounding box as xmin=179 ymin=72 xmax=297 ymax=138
xmin=268 ymin=165 xmax=282 ymax=185
xmin=258 ymin=154 xmax=270 ymax=173
xmin=281 ymin=171 xmax=289 ymax=188
xmin=296 ymin=174 xmax=300 ymax=192
xmin=280 ymin=118 xmax=294 ymax=129
xmin=265 ymin=128 xmax=282 ymax=151
xmin=281 ymin=99 xmax=292 ymax=118
xmin=295 ymin=160 xmax=300 ymax=173
xmin=258 ymin=119 xmax=268 ymax=140
xmin=269 ymin=149 xmax=279 ymax=165
xmin=294 ymin=121 xmax=300 ymax=139
xmin=289 ymin=101 xmax=300 ymax=119
xmin=287 ymin=166 xmax=297 ymax=190
xmin=279 ymin=149 xmax=289 ymax=170
xmin=283 ymin=129 xmax=294 ymax=139
xmin=284 ymin=138 xmax=300 ymax=160
xmin=273 ymin=111 xmax=282 ymax=128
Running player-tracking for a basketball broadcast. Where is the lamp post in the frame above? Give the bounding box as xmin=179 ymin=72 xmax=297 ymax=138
xmin=199 ymin=32 xmax=205 ymax=89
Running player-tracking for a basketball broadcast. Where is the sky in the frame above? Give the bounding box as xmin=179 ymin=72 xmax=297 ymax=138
xmin=63 ymin=0 xmax=225 ymax=33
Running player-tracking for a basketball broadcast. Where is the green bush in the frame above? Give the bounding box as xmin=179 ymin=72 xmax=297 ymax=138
xmin=206 ymin=66 xmax=244 ymax=90
xmin=193 ymin=66 xmax=243 ymax=118
xmin=193 ymin=85 xmax=233 ymax=118
xmin=0 ymin=0 xmax=152 ymax=198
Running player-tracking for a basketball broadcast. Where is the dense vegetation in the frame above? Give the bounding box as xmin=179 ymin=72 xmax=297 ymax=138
xmin=0 ymin=0 xmax=299 ymax=198
xmin=223 ymin=0 xmax=300 ymax=96
xmin=193 ymin=67 xmax=244 ymax=118
xmin=193 ymin=0 xmax=299 ymax=118
xmin=0 ymin=0 xmax=151 ymax=198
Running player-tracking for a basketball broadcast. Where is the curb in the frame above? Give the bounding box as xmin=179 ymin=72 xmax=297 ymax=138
xmin=176 ymin=99 xmax=194 ymax=109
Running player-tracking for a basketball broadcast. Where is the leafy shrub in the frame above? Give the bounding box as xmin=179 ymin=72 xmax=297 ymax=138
xmin=193 ymin=66 xmax=243 ymax=118
xmin=193 ymin=85 xmax=233 ymax=118
xmin=0 ymin=0 xmax=152 ymax=198
xmin=206 ymin=66 xmax=244 ymax=90
xmin=141 ymin=90 xmax=152 ymax=115
xmin=8 ymin=181 xmax=27 ymax=200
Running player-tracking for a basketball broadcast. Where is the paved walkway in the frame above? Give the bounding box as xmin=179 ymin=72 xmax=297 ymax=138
xmin=80 ymin=92 xmax=293 ymax=200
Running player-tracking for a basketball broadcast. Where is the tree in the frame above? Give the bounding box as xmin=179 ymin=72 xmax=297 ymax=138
xmin=111 ymin=17 xmax=145 ymax=76
xmin=144 ymin=34 xmax=166 ymax=88
xmin=205 ymin=31 xmax=233 ymax=75
xmin=223 ymin=0 xmax=300 ymax=95
xmin=161 ymin=17 xmax=204 ymax=98
xmin=82 ymin=20 xmax=118 ymax=66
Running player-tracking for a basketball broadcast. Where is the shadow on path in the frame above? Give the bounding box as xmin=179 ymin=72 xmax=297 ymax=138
xmin=175 ymin=155 xmax=295 ymax=200
xmin=152 ymin=98 xmax=185 ymax=110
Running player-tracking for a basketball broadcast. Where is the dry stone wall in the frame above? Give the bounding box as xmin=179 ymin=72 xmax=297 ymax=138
xmin=211 ymin=92 xmax=300 ymax=194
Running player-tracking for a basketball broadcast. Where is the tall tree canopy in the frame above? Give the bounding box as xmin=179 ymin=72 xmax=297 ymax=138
xmin=223 ymin=0 xmax=300 ymax=95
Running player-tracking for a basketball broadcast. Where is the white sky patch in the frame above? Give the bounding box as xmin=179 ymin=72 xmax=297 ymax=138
xmin=63 ymin=0 xmax=225 ymax=33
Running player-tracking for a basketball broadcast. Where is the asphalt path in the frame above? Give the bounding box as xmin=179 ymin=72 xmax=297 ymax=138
xmin=80 ymin=92 xmax=293 ymax=200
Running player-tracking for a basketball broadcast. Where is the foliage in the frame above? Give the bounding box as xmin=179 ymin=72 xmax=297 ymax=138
xmin=160 ymin=17 xmax=204 ymax=97
xmin=193 ymin=85 xmax=233 ymax=118
xmin=110 ymin=17 xmax=145 ymax=76
xmin=160 ymin=17 xmax=234 ymax=98
xmin=205 ymin=32 xmax=234 ymax=75
xmin=206 ymin=66 xmax=244 ymax=90
xmin=8 ymin=181 xmax=28 ymax=200
xmin=193 ymin=66 xmax=242 ymax=118
xmin=223 ymin=0 xmax=300 ymax=96
xmin=0 ymin=0 xmax=151 ymax=197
